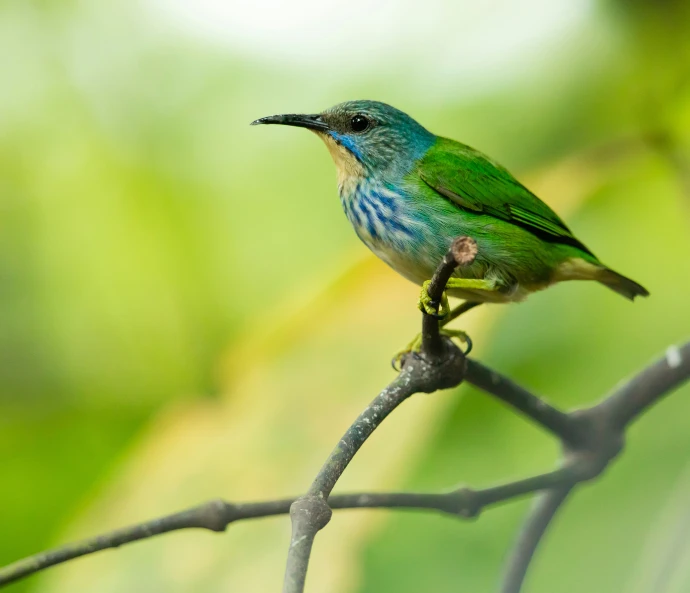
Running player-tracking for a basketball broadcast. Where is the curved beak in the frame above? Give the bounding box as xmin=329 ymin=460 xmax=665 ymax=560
xmin=250 ymin=113 xmax=329 ymax=132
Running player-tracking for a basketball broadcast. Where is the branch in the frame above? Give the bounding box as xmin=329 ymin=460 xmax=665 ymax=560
xmin=501 ymin=487 xmax=573 ymax=593
xmin=464 ymin=359 xmax=581 ymax=444
xmin=466 ymin=342 xmax=690 ymax=592
xmin=0 ymin=469 xmax=576 ymax=588
xmin=282 ymin=236 xmax=478 ymax=593
xmin=596 ymin=342 xmax=690 ymax=429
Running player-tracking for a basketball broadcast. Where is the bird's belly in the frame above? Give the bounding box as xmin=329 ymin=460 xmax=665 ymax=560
xmin=446 ymin=283 xmax=535 ymax=303
xmin=366 ymin=237 xmax=528 ymax=304
xmin=367 ymin=241 xmax=432 ymax=286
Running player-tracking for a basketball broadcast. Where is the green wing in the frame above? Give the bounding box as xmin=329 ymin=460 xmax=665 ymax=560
xmin=417 ymin=137 xmax=595 ymax=257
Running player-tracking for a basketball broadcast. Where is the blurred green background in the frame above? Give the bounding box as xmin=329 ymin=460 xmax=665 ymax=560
xmin=1 ymin=0 xmax=689 ymax=592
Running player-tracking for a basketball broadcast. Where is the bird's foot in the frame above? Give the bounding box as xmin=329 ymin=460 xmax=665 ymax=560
xmin=391 ymin=328 xmax=473 ymax=371
xmin=391 ymin=333 xmax=423 ymax=370
xmin=417 ymin=280 xmax=450 ymax=319
xmin=443 ymin=329 xmax=473 ymax=355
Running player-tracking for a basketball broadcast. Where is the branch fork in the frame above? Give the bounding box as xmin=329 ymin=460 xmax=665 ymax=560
xmin=283 ymin=236 xmax=478 ymax=592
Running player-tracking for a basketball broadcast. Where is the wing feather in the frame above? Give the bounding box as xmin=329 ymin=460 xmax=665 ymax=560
xmin=418 ymin=138 xmax=595 ymax=256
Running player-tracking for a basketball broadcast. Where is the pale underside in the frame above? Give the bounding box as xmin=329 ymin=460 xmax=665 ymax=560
xmin=371 ymin=245 xmax=600 ymax=304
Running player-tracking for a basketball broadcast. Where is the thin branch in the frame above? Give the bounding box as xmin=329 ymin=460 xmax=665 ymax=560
xmin=0 ymin=500 xmax=231 ymax=588
xmin=0 ymin=469 xmax=576 ymax=589
xmin=282 ymin=367 xmax=431 ymax=593
xmin=596 ymin=342 xmax=690 ymax=429
xmin=501 ymin=487 xmax=572 ymax=593
xmin=421 ymin=236 xmax=478 ymax=358
xmin=486 ymin=341 xmax=690 ymax=592
xmin=464 ymin=359 xmax=582 ymax=445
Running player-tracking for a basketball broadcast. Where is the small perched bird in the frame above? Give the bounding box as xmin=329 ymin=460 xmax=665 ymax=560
xmin=252 ymin=101 xmax=648 ymax=355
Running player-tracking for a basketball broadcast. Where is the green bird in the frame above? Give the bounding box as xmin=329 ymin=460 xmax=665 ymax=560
xmin=252 ymin=101 xmax=648 ymax=357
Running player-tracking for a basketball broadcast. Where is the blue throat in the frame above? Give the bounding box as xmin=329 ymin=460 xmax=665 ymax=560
xmin=328 ymin=132 xmax=364 ymax=163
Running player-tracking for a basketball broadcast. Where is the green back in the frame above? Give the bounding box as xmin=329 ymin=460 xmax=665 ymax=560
xmin=417 ymin=137 xmax=596 ymax=258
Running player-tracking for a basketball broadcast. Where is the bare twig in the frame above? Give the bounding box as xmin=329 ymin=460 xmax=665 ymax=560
xmin=471 ymin=342 xmax=690 ymax=592
xmin=421 ymin=236 xmax=478 ymax=358
xmin=0 ymin=469 xmax=576 ymax=588
xmin=501 ymin=487 xmax=573 ymax=593
xmin=595 ymin=342 xmax=690 ymax=429
xmin=464 ymin=359 xmax=581 ymax=444
xmin=484 ymin=342 xmax=690 ymax=592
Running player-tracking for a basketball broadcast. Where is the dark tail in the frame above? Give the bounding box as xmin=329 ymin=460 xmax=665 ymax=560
xmin=597 ymin=267 xmax=650 ymax=301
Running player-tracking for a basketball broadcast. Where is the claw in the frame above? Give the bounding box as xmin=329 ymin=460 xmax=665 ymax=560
xmin=443 ymin=329 xmax=473 ymax=355
xmin=391 ymin=328 xmax=473 ymax=372
xmin=397 ymin=279 xmax=474 ymax=371
xmin=391 ymin=353 xmax=404 ymax=371
xmin=391 ymin=332 xmax=424 ymax=370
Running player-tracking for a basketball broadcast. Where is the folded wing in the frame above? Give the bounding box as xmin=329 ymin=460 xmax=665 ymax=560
xmin=418 ymin=138 xmax=596 ymax=257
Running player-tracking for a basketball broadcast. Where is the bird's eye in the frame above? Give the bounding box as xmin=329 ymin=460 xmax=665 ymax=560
xmin=350 ymin=114 xmax=370 ymax=133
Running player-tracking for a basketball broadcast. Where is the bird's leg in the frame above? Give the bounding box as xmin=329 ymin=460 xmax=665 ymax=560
xmin=432 ymin=300 xmax=483 ymax=355
xmin=417 ymin=278 xmax=495 ymax=317
xmin=394 ymin=278 xmax=497 ymax=369
xmin=392 ymin=299 xmax=483 ymax=370
xmin=443 ymin=300 xmax=481 ymax=326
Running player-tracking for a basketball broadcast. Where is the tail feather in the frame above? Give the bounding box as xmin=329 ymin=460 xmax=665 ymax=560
xmin=597 ymin=267 xmax=650 ymax=301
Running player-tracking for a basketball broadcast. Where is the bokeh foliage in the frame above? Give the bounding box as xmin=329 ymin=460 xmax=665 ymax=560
xmin=1 ymin=1 xmax=689 ymax=592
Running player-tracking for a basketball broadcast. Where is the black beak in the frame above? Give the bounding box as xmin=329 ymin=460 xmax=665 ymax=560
xmin=250 ymin=113 xmax=329 ymax=132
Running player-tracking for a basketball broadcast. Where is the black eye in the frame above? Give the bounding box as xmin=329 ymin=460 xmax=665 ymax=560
xmin=350 ymin=114 xmax=370 ymax=133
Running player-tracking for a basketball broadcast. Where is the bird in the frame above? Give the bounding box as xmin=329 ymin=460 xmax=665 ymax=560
xmin=252 ymin=100 xmax=648 ymax=359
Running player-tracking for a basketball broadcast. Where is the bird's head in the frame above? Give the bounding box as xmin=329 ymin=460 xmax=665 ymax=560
xmin=252 ymin=100 xmax=435 ymax=182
